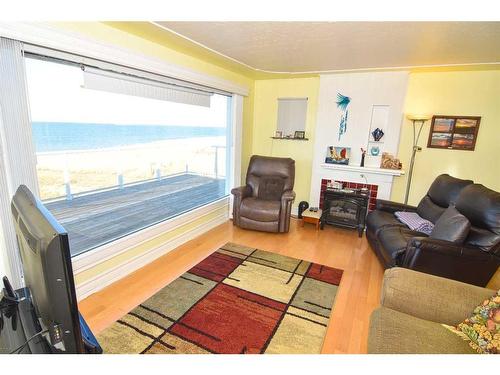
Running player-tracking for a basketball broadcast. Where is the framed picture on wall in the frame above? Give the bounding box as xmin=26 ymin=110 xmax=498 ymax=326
xmin=427 ymin=115 xmax=481 ymax=151
xmin=294 ymin=130 xmax=305 ymax=139
xmin=325 ymin=146 xmax=350 ymax=165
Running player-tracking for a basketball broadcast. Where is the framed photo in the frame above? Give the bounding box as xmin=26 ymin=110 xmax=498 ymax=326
xmin=294 ymin=130 xmax=305 ymax=139
xmin=427 ymin=116 xmax=481 ymax=151
xmin=325 ymin=146 xmax=350 ymax=165
xmin=274 ymin=130 xmax=283 ymax=138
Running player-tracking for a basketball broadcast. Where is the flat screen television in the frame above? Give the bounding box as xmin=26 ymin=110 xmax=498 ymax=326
xmin=10 ymin=185 xmax=101 ymax=353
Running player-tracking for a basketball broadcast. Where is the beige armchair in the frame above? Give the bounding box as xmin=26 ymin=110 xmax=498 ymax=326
xmin=231 ymin=155 xmax=295 ymax=233
xmin=368 ymin=268 xmax=495 ymax=354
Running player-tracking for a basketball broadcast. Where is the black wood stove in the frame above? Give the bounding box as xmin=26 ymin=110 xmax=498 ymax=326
xmin=320 ymin=188 xmax=370 ymax=237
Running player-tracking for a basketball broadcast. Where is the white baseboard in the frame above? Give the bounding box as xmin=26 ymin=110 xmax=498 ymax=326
xmin=75 ymin=212 xmax=228 ymax=300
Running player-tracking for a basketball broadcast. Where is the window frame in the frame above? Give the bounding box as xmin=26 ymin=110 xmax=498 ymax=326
xmin=0 ymin=22 xmax=248 ymax=96
xmin=0 ymin=24 xmax=246 ymax=286
xmin=24 ymin=50 xmax=241 ymax=267
xmin=276 ymin=97 xmax=308 ymax=137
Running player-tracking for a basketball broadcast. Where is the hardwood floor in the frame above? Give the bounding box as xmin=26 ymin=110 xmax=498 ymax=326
xmin=78 ymin=218 xmax=384 ymax=354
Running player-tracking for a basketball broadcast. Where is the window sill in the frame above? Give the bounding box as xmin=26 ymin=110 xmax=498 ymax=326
xmin=71 ymin=196 xmax=229 ymax=274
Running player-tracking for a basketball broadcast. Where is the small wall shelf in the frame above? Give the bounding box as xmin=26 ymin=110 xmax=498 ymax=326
xmin=271 ymin=137 xmax=309 ymax=141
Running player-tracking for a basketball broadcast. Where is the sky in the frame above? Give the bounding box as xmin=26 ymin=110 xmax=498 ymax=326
xmin=25 ymin=57 xmax=229 ymax=127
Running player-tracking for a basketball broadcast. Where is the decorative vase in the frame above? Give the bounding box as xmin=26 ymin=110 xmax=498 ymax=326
xmin=372 ymin=128 xmax=385 ymax=142
xmin=360 ymin=153 xmax=365 ymax=167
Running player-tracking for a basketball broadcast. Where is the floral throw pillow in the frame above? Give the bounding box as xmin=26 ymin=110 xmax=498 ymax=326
xmin=443 ymin=290 xmax=500 ymax=354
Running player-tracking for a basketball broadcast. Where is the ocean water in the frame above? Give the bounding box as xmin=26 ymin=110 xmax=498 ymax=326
xmin=32 ymin=122 xmax=226 ymax=153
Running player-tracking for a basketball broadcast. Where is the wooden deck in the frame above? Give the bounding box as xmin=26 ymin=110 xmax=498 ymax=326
xmin=45 ymin=173 xmax=226 ymax=256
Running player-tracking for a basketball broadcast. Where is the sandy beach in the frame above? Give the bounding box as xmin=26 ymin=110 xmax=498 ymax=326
xmin=36 ymin=136 xmax=226 ymax=200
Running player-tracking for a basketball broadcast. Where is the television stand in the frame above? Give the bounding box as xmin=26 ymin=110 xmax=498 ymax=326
xmin=0 ymin=287 xmax=52 ymax=354
xmin=0 ymin=286 xmax=101 ymax=354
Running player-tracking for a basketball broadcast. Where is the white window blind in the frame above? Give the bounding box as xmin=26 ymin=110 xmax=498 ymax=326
xmin=83 ymin=67 xmax=213 ymax=107
xmin=0 ymin=37 xmax=40 ymax=288
xmin=276 ymin=98 xmax=308 ymax=136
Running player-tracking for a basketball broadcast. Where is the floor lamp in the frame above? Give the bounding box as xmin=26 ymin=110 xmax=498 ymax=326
xmin=404 ymin=114 xmax=431 ymax=205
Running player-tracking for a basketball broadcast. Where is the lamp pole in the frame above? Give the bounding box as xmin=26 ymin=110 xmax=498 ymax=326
xmin=404 ymin=116 xmax=430 ymax=205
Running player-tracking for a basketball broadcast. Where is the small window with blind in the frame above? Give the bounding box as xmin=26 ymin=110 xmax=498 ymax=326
xmin=25 ymin=55 xmax=232 ymax=257
xmin=276 ymin=98 xmax=308 ymax=139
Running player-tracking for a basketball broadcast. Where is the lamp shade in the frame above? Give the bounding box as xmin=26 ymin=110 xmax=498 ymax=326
xmin=406 ymin=114 xmax=432 ymax=121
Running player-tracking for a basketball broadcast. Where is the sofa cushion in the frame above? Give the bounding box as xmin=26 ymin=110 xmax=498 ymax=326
xmin=376 ymin=226 xmax=426 ymax=267
xmin=465 ymin=227 xmax=500 ymax=253
xmin=247 ymin=155 xmax=295 ymax=195
xmin=417 ymin=196 xmax=446 ymax=223
xmin=456 ymin=184 xmax=500 ymax=235
xmin=443 ymin=289 xmax=500 ymax=354
xmin=427 ymin=174 xmax=473 ymax=208
xmin=257 ymin=177 xmax=285 ymax=201
xmin=239 ymin=216 xmax=279 ymax=233
xmin=430 ymin=205 xmax=471 ymax=243
xmin=368 ymin=307 xmax=475 ymax=354
xmin=456 ymin=184 xmax=500 ymax=253
xmin=366 ymin=210 xmax=404 ymax=235
xmin=416 ymin=174 xmax=473 ymax=223
xmin=381 ymin=268 xmax=496 ymax=326
xmin=240 ymin=197 xmax=280 ymax=222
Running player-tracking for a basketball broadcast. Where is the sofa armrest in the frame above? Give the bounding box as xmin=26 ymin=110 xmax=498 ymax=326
xmin=375 ymin=199 xmax=417 ymax=214
xmin=381 ymin=268 xmax=495 ymax=325
xmin=402 ymin=237 xmax=500 ymax=287
xmin=281 ymin=190 xmax=296 ymax=202
xmin=279 ymin=190 xmax=296 ymax=232
xmin=231 ymin=185 xmax=252 ymax=198
xmin=231 ymin=185 xmax=252 ymax=226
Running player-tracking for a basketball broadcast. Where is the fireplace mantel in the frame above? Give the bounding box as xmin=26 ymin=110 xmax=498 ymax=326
xmin=320 ymin=163 xmax=405 ymax=177
xmin=311 ymin=163 xmax=405 ymax=206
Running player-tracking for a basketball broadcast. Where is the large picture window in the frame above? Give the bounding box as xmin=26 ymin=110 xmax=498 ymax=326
xmin=25 ymin=56 xmax=232 ymax=257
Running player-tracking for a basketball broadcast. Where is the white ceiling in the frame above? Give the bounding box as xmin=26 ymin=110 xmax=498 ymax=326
xmin=154 ymin=22 xmax=500 ymax=73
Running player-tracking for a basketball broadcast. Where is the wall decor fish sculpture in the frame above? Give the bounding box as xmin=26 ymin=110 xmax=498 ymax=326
xmin=336 ymin=93 xmax=351 ymax=141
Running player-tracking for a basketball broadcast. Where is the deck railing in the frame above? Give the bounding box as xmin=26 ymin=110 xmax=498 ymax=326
xmin=38 ymin=144 xmax=226 ymax=202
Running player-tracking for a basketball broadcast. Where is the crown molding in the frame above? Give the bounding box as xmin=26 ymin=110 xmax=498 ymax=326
xmin=150 ymin=22 xmax=500 ymax=76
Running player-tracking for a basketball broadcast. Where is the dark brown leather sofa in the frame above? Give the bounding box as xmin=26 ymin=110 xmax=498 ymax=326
xmin=231 ymin=155 xmax=295 ymax=233
xmin=366 ymin=174 xmax=500 ymax=286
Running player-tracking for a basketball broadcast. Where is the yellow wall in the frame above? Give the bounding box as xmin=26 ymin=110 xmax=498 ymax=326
xmin=391 ymin=70 xmax=500 ymax=205
xmin=249 ymin=69 xmax=500 ymax=209
xmin=250 ymin=78 xmax=320 ymax=204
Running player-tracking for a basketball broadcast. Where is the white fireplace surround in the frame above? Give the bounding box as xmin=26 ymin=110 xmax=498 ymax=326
xmin=309 ymin=71 xmax=409 ymax=206
xmin=311 ymin=164 xmax=405 ymax=208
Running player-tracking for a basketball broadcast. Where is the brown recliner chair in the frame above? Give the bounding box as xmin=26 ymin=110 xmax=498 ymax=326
xmin=231 ymin=155 xmax=295 ymax=233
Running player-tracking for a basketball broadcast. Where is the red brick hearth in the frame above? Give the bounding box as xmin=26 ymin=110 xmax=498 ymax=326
xmin=319 ymin=179 xmax=378 ymax=211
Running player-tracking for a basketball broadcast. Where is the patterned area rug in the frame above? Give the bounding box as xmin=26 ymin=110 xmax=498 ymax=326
xmin=97 ymin=243 xmax=343 ymax=354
